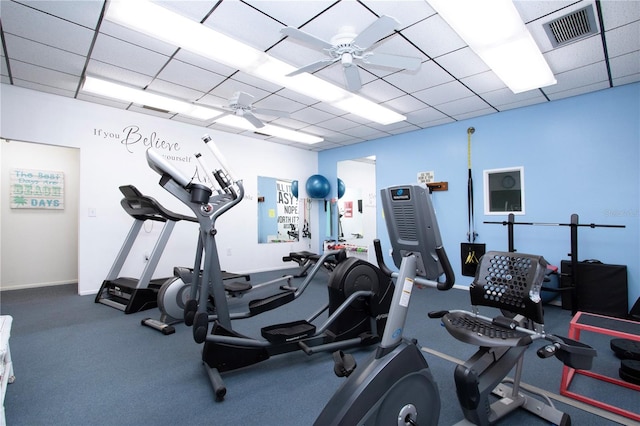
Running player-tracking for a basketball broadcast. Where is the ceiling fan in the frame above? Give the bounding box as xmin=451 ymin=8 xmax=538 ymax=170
xmin=215 ymin=91 xmax=289 ymax=128
xmin=281 ymin=15 xmax=422 ymax=92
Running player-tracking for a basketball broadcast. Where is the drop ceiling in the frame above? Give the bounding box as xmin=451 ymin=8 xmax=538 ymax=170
xmin=1 ymin=0 xmax=638 ymax=151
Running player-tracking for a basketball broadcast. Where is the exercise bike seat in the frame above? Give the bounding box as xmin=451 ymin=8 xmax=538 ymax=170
xmin=442 ymin=312 xmax=534 ymax=347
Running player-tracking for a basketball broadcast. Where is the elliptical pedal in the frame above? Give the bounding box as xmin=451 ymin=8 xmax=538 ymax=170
xmin=248 ymin=290 xmax=295 ymax=316
xmin=261 ymin=320 xmax=316 ymax=343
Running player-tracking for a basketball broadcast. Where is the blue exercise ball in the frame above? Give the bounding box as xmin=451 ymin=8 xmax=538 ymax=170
xmin=306 ymin=174 xmax=331 ymax=199
xmin=337 ymin=178 xmax=346 ymax=199
xmin=291 ymin=180 xmax=298 ymax=198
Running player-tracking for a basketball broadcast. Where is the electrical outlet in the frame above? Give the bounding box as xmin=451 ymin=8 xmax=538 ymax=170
xmin=88 ymin=208 xmax=97 ymax=217
xmin=227 ymin=248 xmax=232 ymax=256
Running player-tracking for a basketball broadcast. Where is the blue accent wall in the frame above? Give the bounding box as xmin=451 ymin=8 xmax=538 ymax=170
xmin=319 ymin=83 xmax=640 ymax=309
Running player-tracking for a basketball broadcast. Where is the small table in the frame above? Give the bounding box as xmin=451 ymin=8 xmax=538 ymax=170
xmin=560 ymin=311 xmax=640 ymax=422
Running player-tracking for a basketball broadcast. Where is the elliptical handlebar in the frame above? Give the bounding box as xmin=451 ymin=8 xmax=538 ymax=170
xmin=373 ymin=239 xmax=455 ymax=291
xmin=202 ymin=134 xmax=238 ymax=184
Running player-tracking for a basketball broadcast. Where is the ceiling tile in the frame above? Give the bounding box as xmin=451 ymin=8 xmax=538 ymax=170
xmin=600 ymin=0 xmax=640 ymax=30
xmin=85 ymin=60 xmax=155 ymax=89
xmin=610 ymin=51 xmax=640 ymax=80
xmin=203 ymin=1 xmax=286 ymax=50
xmin=10 ymin=60 xmax=79 ymax=92
xmin=91 ymin=34 xmax=170 ymax=77
xmin=384 ymin=60 xmax=454 ymax=93
xmin=99 ymin=21 xmax=180 ymax=56
xmin=14 ymin=0 xmax=104 ymax=27
xmin=544 ymin=35 xmax=606 ymax=74
xmin=436 ymin=95 xmax=493 ymax=116
xmin=460 ymin=71 xmax=507 ymax=95
xmin=400 ymin=15 xmax=466 ymax=59
xmin=4 ymin=34 xmax=86 ymax=76
xmin=2 ymin=0 xmax=95 ymax=55
xmin=243 ymin=0 xmax=336 ymax=27
xmin=543 ymin=61 xmax=610 ymax=94
xmin=605 ymin=21 xmax=640 ymax=58
xmin=365 ymin=1 xmax=436 ymax=28
xmin=382 ymin=94 xmax=429 ymax=113
xmin=546 ymin=80 xmax=611 ymax=101
xmin=155 ymin=59 xmax=226 ymax=93
xmin=435 ymin=47 xmax=490 ymax=79
xmin=413 ymin=80 xmax=475 ymax=106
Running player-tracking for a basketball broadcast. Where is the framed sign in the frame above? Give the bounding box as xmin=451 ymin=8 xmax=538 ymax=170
xmin=483 ymin=166 xmax=524 ymax=215
xmin=10 ymin=168 xmax=65 ymax=210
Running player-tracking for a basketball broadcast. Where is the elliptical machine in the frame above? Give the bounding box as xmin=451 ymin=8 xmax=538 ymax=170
xmin=146 ymin=135 xmax=394 ymax=401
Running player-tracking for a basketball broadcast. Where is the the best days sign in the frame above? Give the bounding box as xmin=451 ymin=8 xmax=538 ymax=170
xmin=10 ymin=168 xmax=65 ymax=209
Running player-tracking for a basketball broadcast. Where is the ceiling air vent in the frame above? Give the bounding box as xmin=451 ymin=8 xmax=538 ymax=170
xmin=142 ymin=105 xmax=170 ymax=114
xmin=543 ymin=5 xmax=598 ymax=48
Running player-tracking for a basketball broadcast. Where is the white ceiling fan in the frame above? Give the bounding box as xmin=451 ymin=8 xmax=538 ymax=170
xmin=281 ymin=15 xmax=422 ymax=92
xmin=216 ymin=91 xmax=289 ymax=128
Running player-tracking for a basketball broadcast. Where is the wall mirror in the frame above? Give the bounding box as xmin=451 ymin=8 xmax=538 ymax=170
xmin=483 ymin=166 xmax=525 ymax=215
xmin=257 ymin=176 xmax=299 ymax=243
xmin=336 ymin=156 xmax=376 ymax=245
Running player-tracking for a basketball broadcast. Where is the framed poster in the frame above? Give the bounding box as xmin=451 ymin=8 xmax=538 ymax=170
xmin=10 ymin=168 xmax=65 ymax=209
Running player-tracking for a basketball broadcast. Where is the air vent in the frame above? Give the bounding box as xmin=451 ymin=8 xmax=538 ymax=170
xmin=544 ymin=5 xmax=598 ymax=47
xmin=142 ymin=105 xmax=170 ymax=114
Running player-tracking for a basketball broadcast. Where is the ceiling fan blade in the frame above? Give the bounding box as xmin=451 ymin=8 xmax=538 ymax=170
xmin=281 ymin=27 xmax=334 ymax=50
xmin=242 ymin=112 xmax=266 ymax=128
xmin=361 ymin=52 xmax=422 ymax=71
xmin=286 ymin=58 xmax=336 ymax=76
xmin=352 ymin=15 xmax=400 ymax=50
xmin=343 ymin=65 xmax=362 ymax=92
xmin=252 ymin=108 xmax=290 ymax=118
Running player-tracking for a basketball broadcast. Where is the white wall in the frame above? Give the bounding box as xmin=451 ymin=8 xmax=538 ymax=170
xmin=0 ymin=140 xmax=80 ymax=290
xmin=0 ymin=85 xmax=320 ymax=295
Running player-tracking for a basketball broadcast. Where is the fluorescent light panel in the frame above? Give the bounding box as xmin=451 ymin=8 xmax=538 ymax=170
xmin=428 ymin=0 xmax=556 ymax=93
xmin=215 ymin=115 xmax=324 ymax=144
xmin=82 ymin=76 xmax=224 ymax=120
xmin=104 ymin=0 xmax=406 ymax=125
xmin=82 ymin=76 xmax=324 ymax=144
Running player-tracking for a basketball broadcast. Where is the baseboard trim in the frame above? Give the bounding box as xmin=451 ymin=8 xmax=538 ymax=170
xmin=0 ymin=280 xmax=77 ymax=292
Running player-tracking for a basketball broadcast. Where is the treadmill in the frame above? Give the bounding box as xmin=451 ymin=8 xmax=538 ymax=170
xmin=95 ymin=185 xmax=197 ymax=314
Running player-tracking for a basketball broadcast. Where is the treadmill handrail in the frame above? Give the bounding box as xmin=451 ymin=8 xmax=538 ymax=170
xmin=119 ymin=185 xmax=198 ymax=223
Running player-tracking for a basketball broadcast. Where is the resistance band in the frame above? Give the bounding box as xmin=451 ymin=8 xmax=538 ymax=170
xmin=461 ymin=127 xmax=485 ymax=277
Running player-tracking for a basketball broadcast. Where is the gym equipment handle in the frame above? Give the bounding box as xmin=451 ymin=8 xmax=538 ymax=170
xmin=373 ymin=239 xmax=455 ymax=290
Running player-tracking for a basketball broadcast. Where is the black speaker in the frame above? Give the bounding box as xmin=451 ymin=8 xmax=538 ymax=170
xmin=560 ymin=261 xmax=628 ymax=318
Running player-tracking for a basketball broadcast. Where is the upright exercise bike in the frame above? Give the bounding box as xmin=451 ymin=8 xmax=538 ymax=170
xmin=315 ymin=184 xmax=455 ymax=425
xmin=316 ymin=184 xmax=597 ymax=426
xmin=146 ymin=135 xmax=394 ymax=400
